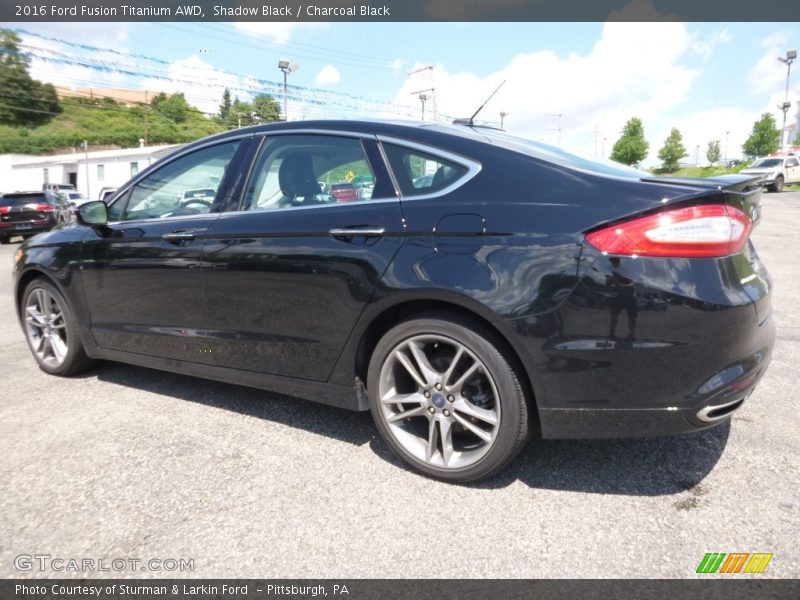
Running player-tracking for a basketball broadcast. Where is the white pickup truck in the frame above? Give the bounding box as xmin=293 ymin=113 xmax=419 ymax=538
xmin=739 ymin=155 xmax=800 ymax=192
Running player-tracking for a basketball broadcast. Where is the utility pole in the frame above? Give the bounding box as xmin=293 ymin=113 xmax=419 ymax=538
xmin=143 ymin=90 xmax=148 ymax=146
xmin=409 ymin=65 xmax=437 ymax=120
xmin=602 ymin=137 xmax=607 ymax=158
xmin=546 ymin=113 xmax=563 ymax=145
xmin=695 ymin=144 xmax=700 ymax=166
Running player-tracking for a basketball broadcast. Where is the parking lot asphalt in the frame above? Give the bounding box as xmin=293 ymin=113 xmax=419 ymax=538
xmin=0 ymin=193 xmax=798 ymax=579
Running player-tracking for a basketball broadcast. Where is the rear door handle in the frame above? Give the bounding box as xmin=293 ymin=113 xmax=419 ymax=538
xmin=162 ymin=230 xmax=197 ymax=243
xmin=329 ymin=227 xmax=385 ymax=239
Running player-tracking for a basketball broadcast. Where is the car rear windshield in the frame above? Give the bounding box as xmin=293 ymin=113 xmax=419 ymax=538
xmin=480 ymin=129 xmax=649 ymax=179
xmin=0 ymin=193 xmax=47 ymax=206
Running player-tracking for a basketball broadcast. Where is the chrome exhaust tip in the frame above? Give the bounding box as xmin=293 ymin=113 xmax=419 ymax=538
xmin=696 ymin=397 xmax=746 ymax=423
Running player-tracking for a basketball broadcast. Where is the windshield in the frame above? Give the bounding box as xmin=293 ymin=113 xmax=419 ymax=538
xmin=1 ymin=193 xmax=47 ymax=205
xmin=751 ymin=158 xmax=782 ymax=168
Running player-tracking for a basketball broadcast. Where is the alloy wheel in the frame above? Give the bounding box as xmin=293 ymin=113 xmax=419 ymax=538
xmin=25 ymin=287 xmax=69 ymax=369
xmin=377 ymin=334 xmax=501 ymax=469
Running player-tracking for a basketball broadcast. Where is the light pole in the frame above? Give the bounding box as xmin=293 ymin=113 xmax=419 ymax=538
xmin=777 ymin=50 xmax=796 ymax=150
xmin=695 ymin=144 xmax=700 ymax=166
xmin=419 ymin=94 xmax=428 ymax=120
xmin=725 ymin=130 xmax=730 ymax=166
xmin=601 ymin=137 xmax=607 ymax=158
xmin=82 ymin=140 xmax=90 ymax=199
xmin=500 ymin=111 xmax=508 ymax=129
xmin=278 ymin=60 xmax=299 ymax=121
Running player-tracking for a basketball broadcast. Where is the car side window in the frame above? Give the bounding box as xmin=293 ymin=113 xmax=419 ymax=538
xmin=114 ymin=141 xmax=239 ymax=222
xmin=787 ymin=158 xmax=799 ymax=167
xmin=382 ymin=143 xmax=468 ymax=197
xmin=241 ymin=135 xmax=376 ymax=211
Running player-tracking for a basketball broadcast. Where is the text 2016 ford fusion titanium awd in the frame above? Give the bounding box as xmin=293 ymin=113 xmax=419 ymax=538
xmin=13 ymin=120 xmax=774 ymax=482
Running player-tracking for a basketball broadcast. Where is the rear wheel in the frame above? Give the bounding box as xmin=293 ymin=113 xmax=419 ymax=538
xmin=21 ymin=279 xmax=94 ymax=376
xmin=0 ymin=237 xmax=9 ymax=245
xmin=367 ymin=316 xmax=530 ymax=482
xmin=770 ymin=175 xmax=784 ymax=193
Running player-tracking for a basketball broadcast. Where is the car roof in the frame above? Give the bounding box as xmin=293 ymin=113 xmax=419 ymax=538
xmin=190 ymin=119 xmax=648 ymax=181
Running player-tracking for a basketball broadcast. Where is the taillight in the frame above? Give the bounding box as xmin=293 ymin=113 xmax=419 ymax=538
xmin=585 ymin=204 xmax=751 ymax=258
xmin=33 ymin=203 xmax=54 ymax=212
xmin=0 ymin=207 xmax=10 ymax=214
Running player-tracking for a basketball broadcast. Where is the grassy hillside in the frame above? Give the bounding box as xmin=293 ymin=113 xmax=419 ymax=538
xmin=0 ymin=97 xmax=226 ymax=155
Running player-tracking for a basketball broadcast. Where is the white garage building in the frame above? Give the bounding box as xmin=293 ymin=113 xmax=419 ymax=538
xmin=0 ymin=144 xmax=182 ymax=200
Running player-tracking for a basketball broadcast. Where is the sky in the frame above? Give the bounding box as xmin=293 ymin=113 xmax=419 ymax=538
xmin=3 ymin=15 xmax=800 ymax=166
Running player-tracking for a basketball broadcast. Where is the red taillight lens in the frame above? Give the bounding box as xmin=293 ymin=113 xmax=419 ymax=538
xmin=0 ymin=206 xmax=10 ymax=214
xmin=33 ymin=203 xmax=54 ymax=212
xmin=585 ymin=204 xmax=752 ymax=258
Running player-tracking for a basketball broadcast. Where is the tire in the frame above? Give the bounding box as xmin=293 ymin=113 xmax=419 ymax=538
xmin=367 ymin=315 xmax=530 ymax=482
xmin=21 ymin=278 xmax=95 ymax=376
xmin=0 ymin=237 xmax=9 ymax=245
xmin=770 ymin=175 xmax=784 ymax=193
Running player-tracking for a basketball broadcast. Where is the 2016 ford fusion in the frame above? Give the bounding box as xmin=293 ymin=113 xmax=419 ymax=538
xmin=13 ymin=120 xmax=774 ymax=482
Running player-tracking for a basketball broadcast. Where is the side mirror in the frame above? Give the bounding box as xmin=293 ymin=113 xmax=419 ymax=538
xmin=77 ymin=201 xmax=108 ymax=226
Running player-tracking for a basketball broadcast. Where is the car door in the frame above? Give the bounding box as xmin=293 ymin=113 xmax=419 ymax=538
xmin=785 ymin=157 xmax=800 ymax=183
xmin=201 ymin=132 xmax=404 ymax=381
xmin=80 ymin=138 xmax=249 ymax=363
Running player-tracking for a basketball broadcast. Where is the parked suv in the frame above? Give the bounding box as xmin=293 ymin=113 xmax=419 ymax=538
xmin=739 ymin=155 xmax=800 ymax=192
xmin=0 ymin=191 xmax=72 ymax=244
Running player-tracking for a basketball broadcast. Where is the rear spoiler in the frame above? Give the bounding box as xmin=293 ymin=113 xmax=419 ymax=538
xmin=640 ymin=174 xmax=764 ymax=224
xmin=639 ymin=174 xmax=764 ymax=194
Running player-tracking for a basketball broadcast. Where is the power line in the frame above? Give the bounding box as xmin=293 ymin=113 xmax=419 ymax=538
xmin=10 ymin=41 xmax=428 ymax=115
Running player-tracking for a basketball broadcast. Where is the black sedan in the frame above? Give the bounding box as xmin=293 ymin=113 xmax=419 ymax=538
xmin=1 ymin=191 xmax=72 ymax=244
xmin=13 ymin=120 xmax=774 ymax=482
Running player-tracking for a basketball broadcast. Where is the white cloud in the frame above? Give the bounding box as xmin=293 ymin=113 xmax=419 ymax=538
xmin=749 ymin=31 xmax=795 ymax=95
xmin=315 ymin=65 xmax=341 ymax=87
xmin=141 ymin=55 xmax=241 ymax=114
xmin=22 ymin=24 xmax=132 ymax=90
xmin=692 ymin=27 xmax=732 ymax=63
xmin=233 ymin=22 xmax=325 ymax=45
xmin=392 ymin=22 xmax=697 ymax=157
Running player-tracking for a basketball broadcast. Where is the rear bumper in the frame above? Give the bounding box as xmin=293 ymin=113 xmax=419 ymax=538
xmin=537 ymin=340 xmax=771 ymax=439
xmin=504 ymin=252 xmax=775 ymax=439
xmin=0 ymin=219 xmax=53 ymax=237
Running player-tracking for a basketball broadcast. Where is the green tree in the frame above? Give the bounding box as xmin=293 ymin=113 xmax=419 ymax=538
xmin=609 ymin=117 xmax=649 ymax=166
xmin=150 ymin=92 xmax=191 ymax=123
xmin=706 ymin=139 xmax=721 ymax=164
xmin=251 ymin=94 xmax=280 ymax=123
xmin=0 ymin=29 xmax=61 ymax=126
xmin=218 ymin=88 xmax=231 ymax=121
xmin=229 ymin=97 xmax=254 ymax=127
xmin=657 ymin=128 xmax=688 ymax=172
xmin=742 ymin=113 xmax=780 ymax=158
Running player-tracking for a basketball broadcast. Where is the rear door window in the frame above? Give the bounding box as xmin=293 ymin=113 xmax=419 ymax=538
xmin=241 ymin=134 xmax=378 ymax=211
xmin=381 ymin=143 xmax=470 ymax=197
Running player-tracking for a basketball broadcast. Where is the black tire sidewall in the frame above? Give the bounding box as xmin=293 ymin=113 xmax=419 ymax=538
xmin=367 ymin=317 xmax=529 ymax=482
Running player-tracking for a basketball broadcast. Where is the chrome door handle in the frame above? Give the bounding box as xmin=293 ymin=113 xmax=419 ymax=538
xmin=162 ymin=230 xmax=197 ymax=242
xmin=329 ymin=227 xmax=385 ymax=239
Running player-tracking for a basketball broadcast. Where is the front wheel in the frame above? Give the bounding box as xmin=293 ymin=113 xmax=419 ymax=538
xmin=367 ymin=316 xmax=530 ymax=482
xmin=770 ymin=175 xmax=784 ymax=193
xmin=21 ymin=278 xmax=94 ymax=376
